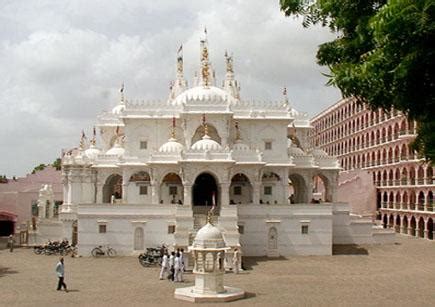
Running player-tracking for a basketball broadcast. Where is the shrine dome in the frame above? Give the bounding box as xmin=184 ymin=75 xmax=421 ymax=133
xmin=191 ymin=135 xmax=222 ymax=151
xmin=159 ymin=138 xmax=184 ymax=153
xmin=193 ymin=222 xmax=226 ymax=249
xmin=173 ymin=86 xmax=236 ymax=106
xmin=84 ymin=145 xmax=102 ymax=160
xmin=106 ymin=143 xmax=125 ymax=156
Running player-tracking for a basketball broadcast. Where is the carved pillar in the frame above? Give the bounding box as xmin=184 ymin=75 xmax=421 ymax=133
xmin=151 ymin=180 xmax=159 ymax=204
xmin=252 ymin=182 xmax=261 ymax=204
xmin=184 ymin=184 xmax=192 ymax=207
xmin=220 ymin=182 xmax=230 ymax=207
xmin=96 ymin=183 xmax=104 ymax=203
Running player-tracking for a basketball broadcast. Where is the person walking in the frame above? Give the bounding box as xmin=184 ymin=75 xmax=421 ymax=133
xmin=233 ymin=248 xmax=240 ymax=274
xmin=159 ymin=251 xmax=169 ymax=280
xmin=55 ymin=257 xmax=68 ymax=292
xmin=168 ymin=251 xmax=175 ymax=281
xmin=179 ymin=248 xmax=185 ymax=281
xmin=8 ymin=235 xmax=14 ymax=252
xmin=174 ymin=252 xmax=182 ymax=282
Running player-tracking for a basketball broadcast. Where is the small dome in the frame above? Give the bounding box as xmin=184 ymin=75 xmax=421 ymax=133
xmin=106 ymin=143 xmax=125 ymax=156
xmin=84 ymin=145 xmax=101 ymax=160
xmin=193 ymin=222 xmax=226 ymax=249
xmin=173 ymin=86 xmax=237 ymax=106
xmin=310 ymin=148 xmax=328 ymax=157
xmin=191 ymin=135 xmax=222 ymax=151
xmin=112 ymin=103 xmax=125 ymax=114
xmin=159 ymin=138 xmax=184 ymax=153
xmin=232 ymin=139 xmax=249 ymax=151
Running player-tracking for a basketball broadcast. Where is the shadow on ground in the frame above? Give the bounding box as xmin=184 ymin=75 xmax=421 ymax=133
xmin=0 ymin=267 xmax=19 ymax=277
xmin=242 ymin=256 xmax=288 ymax=270
xmin=332 ymin=244 xmax=369 ymax=255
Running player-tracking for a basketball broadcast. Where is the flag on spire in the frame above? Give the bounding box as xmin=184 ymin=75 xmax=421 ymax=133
xmin=120 ymin=83 xmax=124 ymax=93
xmin=177 ymin=44 xmax=183 ymax=54
xmin=204 ymin=27 xmax=207 ymax=35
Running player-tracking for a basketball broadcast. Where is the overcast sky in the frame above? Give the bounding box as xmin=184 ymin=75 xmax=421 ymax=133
xmin=0 ymin=0 xmax=341 ymax=177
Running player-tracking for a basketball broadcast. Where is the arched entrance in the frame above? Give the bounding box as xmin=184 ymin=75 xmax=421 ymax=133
xmin=267 ymin=227 xmax=279 ymax=257
xmin=418 ymin=217 xmax=425 ymax=238
xmin=103 ymin=174 xmax=123 ymax=203
xmin=230 ymin=173 xmax=253 ymax=205
xmin=134 ymin=227 xmax=144 ymax=251
xmin=192 ymin=173 xmax=219 ymax=214
xmin=428 ymin=218 xmax=433 ymax=240
xmin=288 ymin=173 xmax=307 ymax=204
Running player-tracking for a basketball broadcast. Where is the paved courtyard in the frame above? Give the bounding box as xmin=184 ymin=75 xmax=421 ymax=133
xmin=1 ymin=235 xmax=434 ymax=306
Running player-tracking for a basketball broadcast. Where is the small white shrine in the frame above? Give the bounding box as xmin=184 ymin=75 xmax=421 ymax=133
xmin=175 ymin=214 xmax=245 ymax=302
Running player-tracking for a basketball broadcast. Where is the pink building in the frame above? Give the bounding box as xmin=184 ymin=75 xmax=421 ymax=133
xmin=0 ymin=166 xmax=62 ymax=236
xmin=311 ymin=97 xmax=434 ymax=240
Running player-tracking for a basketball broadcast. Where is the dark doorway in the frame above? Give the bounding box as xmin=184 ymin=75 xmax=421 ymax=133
xmin=0 ymin=221 xmax=15 ymax=236
xmin=193 ymin=173 xmax=218 ymax=207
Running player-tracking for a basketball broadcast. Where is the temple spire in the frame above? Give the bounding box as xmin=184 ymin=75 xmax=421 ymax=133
xmin=90 ymin=127 xmax=97 ymax=146
xmin=120 ymin=83 xmax=125 ymax=104
xmin=202 ymin=113 xmax=209 ymax=136
xmin=197 ymin=28 xmax=215 ymax=87
xmin=79 ymin=130 xmax=87 ymax=150
xmin=222 ymin=51 xmax=240 ymax=99
xmin=169 ymin=44 xmax=187 ymax=100
xmin=171 ymin=116 xmax=176 ymax=139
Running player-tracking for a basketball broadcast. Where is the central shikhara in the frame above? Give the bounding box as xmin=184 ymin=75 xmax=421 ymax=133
xmin=59 ymin=35 xmax=394 ymax=260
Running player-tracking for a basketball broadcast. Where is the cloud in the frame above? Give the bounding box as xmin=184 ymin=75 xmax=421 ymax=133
xmin=0 ymin=0 xmax=341 ymax=177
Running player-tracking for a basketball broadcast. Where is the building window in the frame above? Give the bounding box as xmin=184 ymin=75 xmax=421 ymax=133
xmin=139 ymin=186 xmax=148 ymax=195
xmin=301 ymin=225 xmax=309 ymax=234
xmin=99 ymin=225 xmax=107 ymax=233
xmin=264 ymin=186 xmax=272 ymax=195
xmin=140 ymin=141 xmax=147 ymax=149
xmin=168 ymin=225 xmax=176 ymax=234
xmin=265 ymin=141 xmax=272 ymax=150
xmin=234 ymin=186 xmax=242 ymax=195
xmin=169 ymin=186 xmax=177 ymax=195
xmin=238 ymin=225 xmax=244 ymax=234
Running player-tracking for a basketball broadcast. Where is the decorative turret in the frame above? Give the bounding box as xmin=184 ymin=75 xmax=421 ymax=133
xmin=112 ymin=83 xmax=126 ymax=114
xmin=159 ymin=117 xmax=184 ymax=153
xmin=191 ymin=114 xmax=222 ymax=151
xmin=85 ymin=127 xmax=101 ymax=160
xmin=222 ymin=51 xmax=240 ymax=99
xmin=197 ymin=28 xmax=215 ymax=87
xmin=169 ymin=45 xmax=188 ymax=100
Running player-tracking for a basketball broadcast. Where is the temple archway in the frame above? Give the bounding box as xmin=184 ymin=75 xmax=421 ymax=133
xmin=288 ymin=173 xmax=308 ymax=204
xmin=230 ymin=173 xmax=253 ymax=205
xmin=192 ymin=173 xmax=219 ymax=214
xmin=418 ymin=217 xmax=425 ymax=238
xmin=160 ymin=173 xmax=183 ymax=204
xmin=103 ymin=174 xmax=123 ymax=203
xmin=191 ymin=124 xmax=221 ymax=145
xmin=428 ymin=218 xmax=433 ymax=240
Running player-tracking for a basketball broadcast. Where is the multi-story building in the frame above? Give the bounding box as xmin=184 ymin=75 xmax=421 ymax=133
xmin=311 ymin=97 xmax=434 ymax=241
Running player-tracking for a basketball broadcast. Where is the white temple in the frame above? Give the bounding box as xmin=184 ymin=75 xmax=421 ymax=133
xmin=59 ymin=35 xmax=394 ymax=257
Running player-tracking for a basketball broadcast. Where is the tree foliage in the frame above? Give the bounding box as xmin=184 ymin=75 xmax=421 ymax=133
xmin=281 ymin=0 xmax=435 ymax=161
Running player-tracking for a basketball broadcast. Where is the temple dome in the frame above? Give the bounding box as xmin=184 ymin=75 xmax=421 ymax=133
xmin=159 ymin=138 xmax=184 ymax=153
xmin=173 ymin=86 xmax=237 ymax=106
xmin=193 ymin=222 xmax=226 ymax=249
xmin=84 ymin=145 xmax=101 ymax=160
xmin=191 ymin=135 xmax=222 ymax=151
xmin=106 ymin=143 xmax=125 ymax=156
xmin=232 ymin=139 xmax=249 ymax=151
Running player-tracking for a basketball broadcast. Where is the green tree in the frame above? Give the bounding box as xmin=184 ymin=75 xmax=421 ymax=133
xmin=31 ymin=163 xmax=46 ymax=174
xmin=52 ymin=158 xmax=62 ymax=171
xmin=281 ymin=0 xmax=435 ymax=161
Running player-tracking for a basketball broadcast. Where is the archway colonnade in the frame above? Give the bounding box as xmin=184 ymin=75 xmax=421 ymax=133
xmin=98 ymin=167 xmax=337 ymax=207
xmin=381 ymin=212 xmax=434 ymax=240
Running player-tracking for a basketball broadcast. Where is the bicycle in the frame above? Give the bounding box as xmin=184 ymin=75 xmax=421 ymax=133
xmin=91 ymin=245 xmax=117 ymax=257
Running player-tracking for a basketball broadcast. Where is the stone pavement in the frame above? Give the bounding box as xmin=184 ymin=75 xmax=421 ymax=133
xmin=1 ymin=235 xmax=434 ymax=306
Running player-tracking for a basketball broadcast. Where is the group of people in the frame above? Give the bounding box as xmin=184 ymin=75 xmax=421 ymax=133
xmin=159 ymin=247 xmax=185 ymax=282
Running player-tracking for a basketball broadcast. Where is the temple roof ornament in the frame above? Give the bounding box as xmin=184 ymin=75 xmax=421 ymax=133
xmin=223 ymin=50 xmax=240 ymax=99
xmin=112 ymin=83 xmax=126 ymax=114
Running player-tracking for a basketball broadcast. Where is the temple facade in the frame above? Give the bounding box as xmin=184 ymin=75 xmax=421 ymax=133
xmin=59 ymin=37 xmax=394 ymax=257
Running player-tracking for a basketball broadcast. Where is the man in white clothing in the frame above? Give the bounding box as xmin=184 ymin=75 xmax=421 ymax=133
xmin=174 ymin=252 xmax=181 ymax=282
xmin=55 ymin=257 xmax=68 ymax=292
xmin=233 ymin=248 xmax=240 ymax=274
xmin=168 ymin=252 xmax=175 ymax=281
xmin=159 ymin=251 xmax=169 ymax=280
